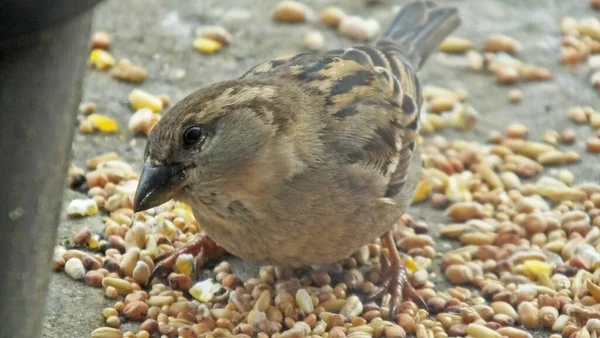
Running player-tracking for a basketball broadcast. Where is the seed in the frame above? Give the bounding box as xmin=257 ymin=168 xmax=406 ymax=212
xmin=466 ymin=323 xmax=501 ymax=338
xmin=491 ymin=302 xmax=519 ymax=321
xmin=338 ymin=15 xmax=381 ymax=42
xmin=586 ymin=138 xmax=600 ymax=153
xmin=90 ymin=31 xmax=111 ymax=49
xmin=467 ymin=50 xmax=484 ymax=71
xmin=128 ymin=89 xmax=163 ymax=112
xmin=340 ymin=295 xmax=362 ymax=320
xmin=106 ymin=316 xmax=120 ymax=328
xmin=132 ymin=261 xmax=151 ymax=285
xmin=102 ymin=277 xmax=134 ymax=295
xmin=384 ymin=325 xmax=406 ymax=338
xmin=449 ymin=103 xmax=479 ymax=131
xmin=89 ymin=49 xmax=115 ymax=70
xmin=438 ymin=36 xmax=473 ymax=53
xmin=496 ymin=66 xmax=519 ymax=84
xmin=65 ymin=258 xmax=86 ymax=280
xmin=119 ymin=248 xmax=140 ymax=277
xmin=446 ymin=202 xmax=483 ymax=221
xmin=296 ymin=289 xmax=314 ymax=314
xmin=86 ymin=270 xmax=104 ymax=287
xmin=568 ymin=106 xmax=588 ymax=123
xmin=399 ymin=234 xmax=434 ymax=250
xmin=560 ymin=129 xmax=576 ymax=144
xmin=539 ymin=306 xmax=558 ymax=328
xmin=67 ymin=199 xmax=98 ymax=217
xmin=320 ymin=7 xmax=345 ymax=28
xmin=91 ymin=327 xmax=123 ymax=338
xmin=303 ymin=31 xmax=325 ymax=51
xmin=272 ymin=1 xmax=309 ymax=22
xmin=105 ymin=286 xmax=119 ymax=299
xmin=518 ymin=302 xmax=539 ymax=329
xmin=123 ymin=300 xmax=149 ymax=320
xmin=111 ymin=59 xmax=147 ymax=83
xmin=72 ymin=227 xmax=92 ymax=246
xmin=445 ymin=265 xmax=473 ymax=285
xmin=484 ymin=34 xmax=519 ymax=54
xmin=505 ymin=123 xmax=528 ymax=139
xmin=128 ymin=108 xmax=161 ymax=137
xmin=197 ymin=25 xmax=232 ymax=45
xmin=507 ymin=89 xmax=523 ymax=103
xmin=168 ymin=273 xmax=193 ymax=292
xmin=428 ymin=96 xmax=455 ymax=113
xmin=193 ymin=37 xmax=222 ymax=54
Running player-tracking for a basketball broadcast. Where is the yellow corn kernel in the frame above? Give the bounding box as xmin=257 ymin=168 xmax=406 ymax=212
xmin=412 ymin=179 xmax=431 ymax=203
xmin=175 ymin=254 xmax=194 ymax=276
xmin=89 ymin=49 xmax=115 ymax=70
xmin=523 ymin=260 xmax=553 ymax=276
xmin=87 ymin=114 xmax=119 ymax=132
xmin=403 ymin=255 xmax=418 ymax=272
xmin=128 ymin=89 xmax=163 ymax=112
xmin=193 ymin=37 xmax=223 ymax=54
xmin=87 ymin=234 xmax=100 ymax=249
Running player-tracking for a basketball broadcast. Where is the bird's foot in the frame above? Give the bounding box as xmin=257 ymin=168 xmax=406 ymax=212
xmin=364 ymin=230 xmax=427 ymax=320
xmin=148 ymin=233 xmax=227 ymax=285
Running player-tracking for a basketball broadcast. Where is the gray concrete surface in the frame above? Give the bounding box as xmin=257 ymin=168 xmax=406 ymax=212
xmin=43 ymin=0 xmax=599 ymax=337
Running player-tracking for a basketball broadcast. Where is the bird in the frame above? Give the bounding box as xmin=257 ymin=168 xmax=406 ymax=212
xmin=133 ymin=0 xmax=460 ymax=318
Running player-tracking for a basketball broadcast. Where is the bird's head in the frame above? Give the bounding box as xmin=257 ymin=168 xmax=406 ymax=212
xmin=132 ymin=80 xmax=285 ymax=213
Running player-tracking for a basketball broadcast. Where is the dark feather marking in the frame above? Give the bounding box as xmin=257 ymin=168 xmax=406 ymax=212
xmin=390 ymin=78 xmax=401 ymax=107
xmin=330 ymin=70 xmax=374 ymax=96
xmin=375 ymin=126 xmax=396 ymax=149
xmin=227 ymin=200 xmax=248 ymax=215
xmin=407 ymin=117 xmax=419 ymax=130
xmin=384 ymin=183 xmax=403 ymax=198
xmin=296 ymin=56 xmax=335 ymax=81
xmin=402 ymin=95 xmax=416 ymax=115
xmin=270 ymin=58 xmax=287 ymax=68
xmin=334 ymin=104 xmax=359 ymax=119
xmin=354 ymin=46 xmax=387 ymax=68
xmin=325 ymin=49 xmax=346 ymax=55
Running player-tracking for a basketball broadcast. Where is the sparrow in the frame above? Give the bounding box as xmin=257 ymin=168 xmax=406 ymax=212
xmin=133 ymin=0 xmax=460 ymax=317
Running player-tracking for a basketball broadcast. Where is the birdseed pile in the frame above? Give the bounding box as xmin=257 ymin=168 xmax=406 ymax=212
xmin=54 ymin=1 xmax=600 ymax=338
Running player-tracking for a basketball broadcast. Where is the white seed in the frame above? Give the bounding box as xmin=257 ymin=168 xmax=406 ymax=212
xmin=128 ymin=108 xmax=161 ymax=137
xmin=66 ymin=199 xmax=98 ymax=217
xmin=303 ymin=31 xmax=325 ymax=51
xmin=338 ymin=15 xmax=381 ymax=42
xmin=65 ymin=257 xmax=86 ymax=280
xmin=296 ymin=289 xmax=314 ymax=314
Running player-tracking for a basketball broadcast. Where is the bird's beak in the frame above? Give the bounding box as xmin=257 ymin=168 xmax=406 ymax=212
xmin=133 ymin=158 xmax=188 ymax=213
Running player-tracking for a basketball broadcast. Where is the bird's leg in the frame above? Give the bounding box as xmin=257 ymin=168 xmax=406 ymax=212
xmin=365 ymin=230 xmax=427 ymax=319
xmin=148 ymin=233 xmax=227 ymax=285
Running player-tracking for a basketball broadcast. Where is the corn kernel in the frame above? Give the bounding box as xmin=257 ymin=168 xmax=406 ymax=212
xmin=193 ymin=37 xmax=223 ymax=54
xmin=175 ymin=254 xmax=194 ymax=276
xmin=412 ymin=179 xmax=431 ymax=202
xmin=523 ymin=260 xmax=553 ymax=276
xmin=87 ymin=114 xmax=119 ymax=133
xmin=128 ymin=89 xmax=163 ymax=112
xmin=402 ymin=255 xmax=418 ymax=272
xmin=88 ymin=234 xmax=101 ymax=249
xmin=89 ymin=49 xmax=115 ymax=70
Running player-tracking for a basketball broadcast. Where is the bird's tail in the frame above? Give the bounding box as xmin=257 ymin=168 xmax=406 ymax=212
xmin=378 ymin=0 xmax=460 ymax=70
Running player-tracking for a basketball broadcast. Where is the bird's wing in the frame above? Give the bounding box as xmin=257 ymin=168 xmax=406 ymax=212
xmin=241 ymin=46 xmax=422 ymax=203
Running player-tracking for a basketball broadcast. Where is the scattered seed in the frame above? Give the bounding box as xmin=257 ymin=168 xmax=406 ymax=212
xmin=586 ymin=138 xmax=600 ymax=153
xmin=438 ymin=37 xmax=474 ymax=53
xmin=272 ymin=1 xmax=310 ymax=22
xmin=484 ymin=34 xmax=520 ymax=54
xmin=303 ymin=31 xmax=325 ymax=51
xmin=197 ymin=26 xmax=232 ymax=45
xmin=338 ymin=15 xmax=381 ymax=42
xmin=320 ymin=7 xmax=345 ymax=28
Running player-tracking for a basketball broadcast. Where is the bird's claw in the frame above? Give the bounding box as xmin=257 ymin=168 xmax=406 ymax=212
xmin=146 ymin=233 xmax=227 ymax=286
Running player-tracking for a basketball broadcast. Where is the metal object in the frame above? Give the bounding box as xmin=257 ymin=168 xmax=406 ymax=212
xmin=0 ymin=1 xmax=102 ymax=337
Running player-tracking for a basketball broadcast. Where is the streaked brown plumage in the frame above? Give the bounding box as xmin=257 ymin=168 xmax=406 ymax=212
xmin=134 ymin=0 xmax=460 ymax=316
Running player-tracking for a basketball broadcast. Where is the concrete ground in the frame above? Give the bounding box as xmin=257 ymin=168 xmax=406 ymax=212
xmin=42 ymin=0 xmax=599 ymax=337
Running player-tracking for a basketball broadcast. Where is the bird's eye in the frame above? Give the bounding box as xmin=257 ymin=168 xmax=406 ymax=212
xmin=182 ymin=125 xmax=203 ymax=147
